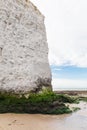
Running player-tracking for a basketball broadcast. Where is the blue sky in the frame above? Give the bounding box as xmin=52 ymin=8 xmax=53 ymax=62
xmin=51 ymin=66 xmax=87 ymax=79
xmin=51 ymin=65 xmax=87 ymax=90
xmin=31 ymin=0 xmax=87 ymax=90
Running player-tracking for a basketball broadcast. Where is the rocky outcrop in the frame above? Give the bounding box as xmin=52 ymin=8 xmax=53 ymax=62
xmin=0 ymin=0 xmax=52 ymax=93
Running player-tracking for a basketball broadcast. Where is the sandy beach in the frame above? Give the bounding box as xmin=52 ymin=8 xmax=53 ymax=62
xmin=0 ymin=113 xmax=61 ymax=130
xmin=0 ymin=102 xmax=87 ymax=130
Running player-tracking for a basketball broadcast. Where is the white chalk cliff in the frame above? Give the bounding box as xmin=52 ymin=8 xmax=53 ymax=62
xmin=0 ymin=0 xmax=52 ymax=93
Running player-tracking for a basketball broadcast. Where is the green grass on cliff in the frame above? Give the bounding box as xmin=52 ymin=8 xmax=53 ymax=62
xmin=0 ymin=89 xmax=75 ymax=114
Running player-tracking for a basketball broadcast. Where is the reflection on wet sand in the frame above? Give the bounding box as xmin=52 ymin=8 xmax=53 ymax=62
xmin=0 ymin=102 xmax=87 ymax=130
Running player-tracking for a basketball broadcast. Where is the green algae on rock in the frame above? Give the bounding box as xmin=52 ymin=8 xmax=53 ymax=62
xmin=0 ymin=90 xmax=72 ymax=114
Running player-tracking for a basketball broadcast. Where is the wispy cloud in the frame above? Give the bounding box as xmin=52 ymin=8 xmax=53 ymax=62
xmin=52 ymin=78 xmax=87 ymax=90
xmin=31 ymin=0 xmax=87 ymax=67
xmin=51 ymin=66 xmax=87 ymax=79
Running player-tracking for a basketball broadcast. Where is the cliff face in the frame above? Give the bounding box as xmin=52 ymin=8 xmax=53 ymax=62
xmin=0 ymin=0 xmax=52 ymax=93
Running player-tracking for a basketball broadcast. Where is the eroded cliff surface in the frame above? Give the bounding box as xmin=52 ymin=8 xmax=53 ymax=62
xmin=0 ymin=0 xmax=51 ymax=93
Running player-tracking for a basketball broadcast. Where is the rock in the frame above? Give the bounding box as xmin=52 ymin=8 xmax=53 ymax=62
xmin=50 ymin=101 xmax=65 ymax=108
xmin=0 ymin=0 xmax=52 ymax=94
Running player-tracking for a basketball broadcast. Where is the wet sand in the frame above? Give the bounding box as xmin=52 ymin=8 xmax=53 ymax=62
xmin=0 ymin=102 xmax=87 ymax=130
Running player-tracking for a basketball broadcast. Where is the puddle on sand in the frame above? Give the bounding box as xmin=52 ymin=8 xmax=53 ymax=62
xmin=50 ymin=101 xmax=87 ymax=130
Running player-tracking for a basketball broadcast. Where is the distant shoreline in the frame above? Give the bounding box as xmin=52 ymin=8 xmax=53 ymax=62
xmin=54 ymin=90 xmax=87 ymax=96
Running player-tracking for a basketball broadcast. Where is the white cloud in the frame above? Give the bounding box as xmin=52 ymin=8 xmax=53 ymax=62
xmin=31 ymin=0 xmax=87 ymax=67
xmin=52 ymin=78 xmax=87 ymax=90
